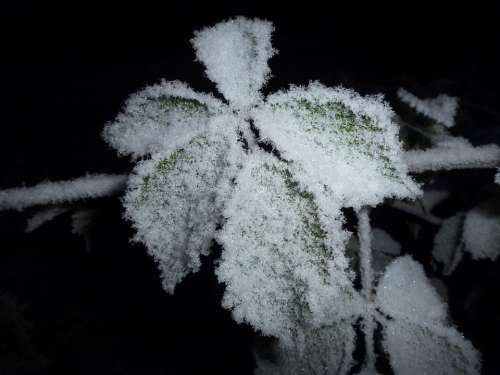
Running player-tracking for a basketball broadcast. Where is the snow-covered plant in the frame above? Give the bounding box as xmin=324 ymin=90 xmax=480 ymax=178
xmin=1 ymin=17 xmax=499 ymax=374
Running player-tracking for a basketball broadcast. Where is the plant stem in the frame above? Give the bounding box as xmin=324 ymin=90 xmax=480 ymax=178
xmin=357 ymin=207 xmax=376 ymax=370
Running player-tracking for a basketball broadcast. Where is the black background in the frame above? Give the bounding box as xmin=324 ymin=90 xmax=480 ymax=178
xmin=0 ymin=1 xmax=499 ymax=374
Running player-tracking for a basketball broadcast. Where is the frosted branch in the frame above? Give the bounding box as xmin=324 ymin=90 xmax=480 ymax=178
xmin=404 ymin=140 xmax=500 ymax=173
xmin=0 ymin=174 xmax=127 ymax=211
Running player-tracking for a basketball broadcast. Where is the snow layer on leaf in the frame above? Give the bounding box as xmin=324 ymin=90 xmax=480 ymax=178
xmin=404 ymin=136 xmax=500 ymax=172
xmin=376 ymin=256 xmax=447 ymax=324
xmin=103 ymin=80 xmax=225 ymax=158
xmin=463 ymin=205 xmax=500 ymax=261
xmin=26 ymin=206 xmax=70 ymax=232
xmin=191 ymin=17 xmax=276 ymax=108
xmin=124 ymin=122 xmax=239 ymax=293
xmin=378 ymin=256 xmax=481 ymax=374
xmin=432 ymin=214 xmax=465 ymax=275
xmin=0 ymin=174 xmax=127 ymax=211
xmin=383 ymin=319 xmax=481 ymax=375
xmin=397 ymin=88 xmax=459 ymax=128
xmin=255 ymin=323 xmax=356 ymax=375
xmin=216 ymin=152 xmax=358 ymax=342
xmin=252 ymin=82 xmax=420 ymax=210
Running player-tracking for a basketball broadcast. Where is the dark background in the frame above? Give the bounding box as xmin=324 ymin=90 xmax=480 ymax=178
xmin=0 ymin=1 xmax=499 ymax=374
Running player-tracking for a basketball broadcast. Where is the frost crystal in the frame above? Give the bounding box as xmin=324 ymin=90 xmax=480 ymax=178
xmin=397 ymin=88 xmax=459 ymax=128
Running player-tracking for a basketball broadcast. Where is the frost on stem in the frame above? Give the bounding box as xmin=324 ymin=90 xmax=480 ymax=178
xmin=397 ymin=88 xmax=459 ymax=128
xmin=404 ymin=136 xmax=500 ymax=172
xmin=216 ymin=152 xmax=360 ymax=343
xmin=0 ymin=174 xmax=127 ymax=211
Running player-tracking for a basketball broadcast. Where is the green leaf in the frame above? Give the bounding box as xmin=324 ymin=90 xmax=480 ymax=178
xmin=124 ymin=133 xmax=234 ymax=293
xmin=252 ymin=82 xmax=420 ymax=209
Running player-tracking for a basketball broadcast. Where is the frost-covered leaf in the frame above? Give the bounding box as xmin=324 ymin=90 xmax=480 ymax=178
xmin=103 ymin=80 xmax=225 ymax=158
xmin=252 ymin=82 xmax=420 ymax=211
xmin=382 ymin=319 xmax=481 ymax=375
xmin=216 ymin=153 xmax=359 ymax=342
xmin=191 ymin=17 xmax=276 ymax=108
xmin=397 ymin=88 xmax=459 ymax=128
xmin=376 ymin=256 xmax=447 ymax=323
xmin=124 ymin=125 xmax=238 ymax=293
xmin=463 ymin=204 xmax=500 ymax=261
xmin=432 ymin=214 xmax=465 ymax=275
xmin=377 ymin=256 xmax=481 ymax=375
xmin=255 ymin=323 xmax=356 ymax=375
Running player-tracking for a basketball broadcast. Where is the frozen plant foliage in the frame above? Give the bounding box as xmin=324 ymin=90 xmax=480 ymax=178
xmin=397 ymin=88 xmax=459 ymax=128
xmin=0 ymin=16 xmax=491 ymax=375
xmin=0 ymin=174 xmax=127 ymax=211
